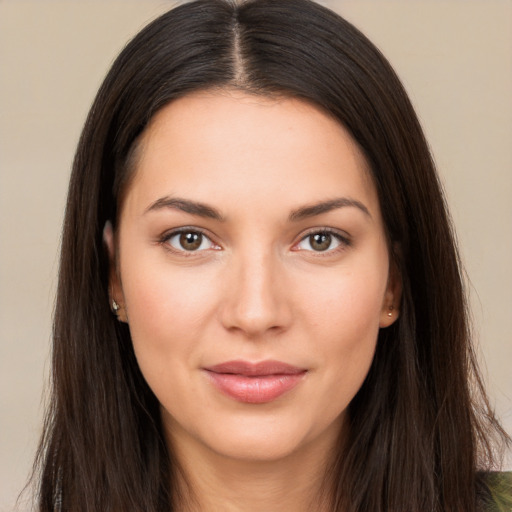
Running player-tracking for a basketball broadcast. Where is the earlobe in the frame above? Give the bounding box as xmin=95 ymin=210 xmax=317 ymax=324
xmin=379 ymin=260 xmax=402 ymax=328
xmin=103 ymin=221 xmax=128 ymax=323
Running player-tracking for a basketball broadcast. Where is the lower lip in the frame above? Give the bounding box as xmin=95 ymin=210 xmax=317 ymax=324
xmin=205 ymin=371 xmax=306 ymax=404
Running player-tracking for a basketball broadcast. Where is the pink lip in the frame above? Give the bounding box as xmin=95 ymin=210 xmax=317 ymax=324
xmin=203 ymin=360 xmax=307 ymax=404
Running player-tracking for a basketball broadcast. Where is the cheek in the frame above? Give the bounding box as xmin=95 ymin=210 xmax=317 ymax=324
xmin=120 ymin=253 xmax=220 ymax=371
xmin=130 ymin=269 xmax=215 ymax=323
xmin=301 ymin=258 xmax=387 ymax=338
xmin=297 ymin=254 xmax=388 ymax=388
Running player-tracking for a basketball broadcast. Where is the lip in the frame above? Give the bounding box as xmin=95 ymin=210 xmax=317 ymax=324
xmin=203 ymin=360 xmax=307 ymax=404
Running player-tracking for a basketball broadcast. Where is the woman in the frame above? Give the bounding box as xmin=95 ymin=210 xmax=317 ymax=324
xmin=32 ymin=0 xmax=510 ymax=510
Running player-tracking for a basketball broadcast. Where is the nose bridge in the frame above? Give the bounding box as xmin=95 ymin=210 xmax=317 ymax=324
xmin=221 ymin=243 xmax=290 ymax=336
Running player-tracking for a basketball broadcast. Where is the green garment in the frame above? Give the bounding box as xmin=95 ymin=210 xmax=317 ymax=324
xmin=482 ymin=472 xmax=512 ymax=512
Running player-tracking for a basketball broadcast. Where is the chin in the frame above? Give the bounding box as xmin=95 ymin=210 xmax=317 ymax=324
xmin=212 ymin=429 xmax=307 ymax=462
xmin=167 ymin=406 xmax=345 ymax=466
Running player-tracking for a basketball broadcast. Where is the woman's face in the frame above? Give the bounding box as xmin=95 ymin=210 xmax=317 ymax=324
xmin=108 ymin=90 xmax=400 ymax=464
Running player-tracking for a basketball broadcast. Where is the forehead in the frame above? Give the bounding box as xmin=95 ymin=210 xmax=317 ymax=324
xmin=122 ymin=90 xmax=380 ymax=220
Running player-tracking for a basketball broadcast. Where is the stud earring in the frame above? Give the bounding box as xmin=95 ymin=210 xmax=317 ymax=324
xmin=387 ymin=305 xmax=394 ymax=317
xmin=112 ymin=299 xmax=120 ymax=314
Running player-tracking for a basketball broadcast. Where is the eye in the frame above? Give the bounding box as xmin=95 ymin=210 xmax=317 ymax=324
xmin=295 ymin=230 xmax=349 ymax=252
xmin=165 ymin=230 xmax=217 ymax=252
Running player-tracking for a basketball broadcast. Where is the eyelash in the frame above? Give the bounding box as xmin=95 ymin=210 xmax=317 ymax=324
xmin=292 ymin=228 xmax=351 ymax=255
xmin=159 ymin=227 xmax=219 ymax=256
xmin=158 ymin=227 xmax=351 ymax=256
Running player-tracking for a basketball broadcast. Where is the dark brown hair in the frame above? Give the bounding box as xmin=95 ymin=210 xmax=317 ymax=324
xmin=33 ymin=0 xmax=508 ymax=510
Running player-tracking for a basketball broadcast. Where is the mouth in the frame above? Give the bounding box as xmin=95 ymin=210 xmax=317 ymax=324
xmin=203 ymin=360 xmax=307 ymax=404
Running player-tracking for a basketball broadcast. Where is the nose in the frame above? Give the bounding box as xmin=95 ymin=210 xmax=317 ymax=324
xmin=219 ymin=249 xmax=292 ymax=338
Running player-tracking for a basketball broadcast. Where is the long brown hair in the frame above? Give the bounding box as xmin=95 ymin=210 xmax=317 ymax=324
xmin=33 ymin=0 xmax=508 ymax=510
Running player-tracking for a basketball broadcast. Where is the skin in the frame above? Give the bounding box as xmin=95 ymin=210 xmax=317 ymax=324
xmin=106 ymin=90 xmax=401 ymax=511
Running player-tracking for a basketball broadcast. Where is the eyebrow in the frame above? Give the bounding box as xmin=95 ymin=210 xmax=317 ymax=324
xmin=289 ymin=197 xmax=371 ymax=221
xmin=144 ymin=197 xmax=225 ymax=221
xmin=144 ymin=196 xmax=370 ymax=222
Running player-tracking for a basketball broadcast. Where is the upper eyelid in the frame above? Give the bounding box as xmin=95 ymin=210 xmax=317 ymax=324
xmin=161 ymin=226 xmax=214 ymax=240
xmin=296 ymin=226 xmax=351 ymax=242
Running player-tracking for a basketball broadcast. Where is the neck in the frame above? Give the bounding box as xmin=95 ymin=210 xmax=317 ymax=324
xmin=167 ymin=426 xmax=338 ymax=512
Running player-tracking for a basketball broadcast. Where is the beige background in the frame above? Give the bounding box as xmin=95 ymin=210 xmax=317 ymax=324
xmin=1 ymin=1 xmax=511 ymax=510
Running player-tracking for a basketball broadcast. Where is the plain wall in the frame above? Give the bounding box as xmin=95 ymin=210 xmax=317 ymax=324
xmin=1 ymin=1 xmax=511 ymax=510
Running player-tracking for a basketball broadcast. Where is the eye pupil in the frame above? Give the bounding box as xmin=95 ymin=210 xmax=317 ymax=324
xmin=310 ymin=233 xmax=331 ymax=251
xmin=180 ymin=232 xmax=202 ymax=250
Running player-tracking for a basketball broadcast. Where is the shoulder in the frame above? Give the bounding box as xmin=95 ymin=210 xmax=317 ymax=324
xmin=478 ymin=471 xmax=512 ymax=512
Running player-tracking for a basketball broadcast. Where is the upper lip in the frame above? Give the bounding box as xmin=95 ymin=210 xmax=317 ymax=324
xmin=204 ymin=360 xmax=306 ymax=376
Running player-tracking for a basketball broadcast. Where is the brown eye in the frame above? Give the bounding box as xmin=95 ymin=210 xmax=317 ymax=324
xmin=309 ymin=233 xmax=332 ymax=251
xmin=166 ymin=230 xmax=213 ymax=252
xmin=295 ymin=230 xmax=346 ymax=253
xmin=179 ymin=232 xmax=203 ymax=250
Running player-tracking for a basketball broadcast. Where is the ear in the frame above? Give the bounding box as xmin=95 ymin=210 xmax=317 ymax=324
xmin=379 ymin=258 xmax=402 ymax=328
xmin=103 ymin=221 xmax=128 ymax=323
